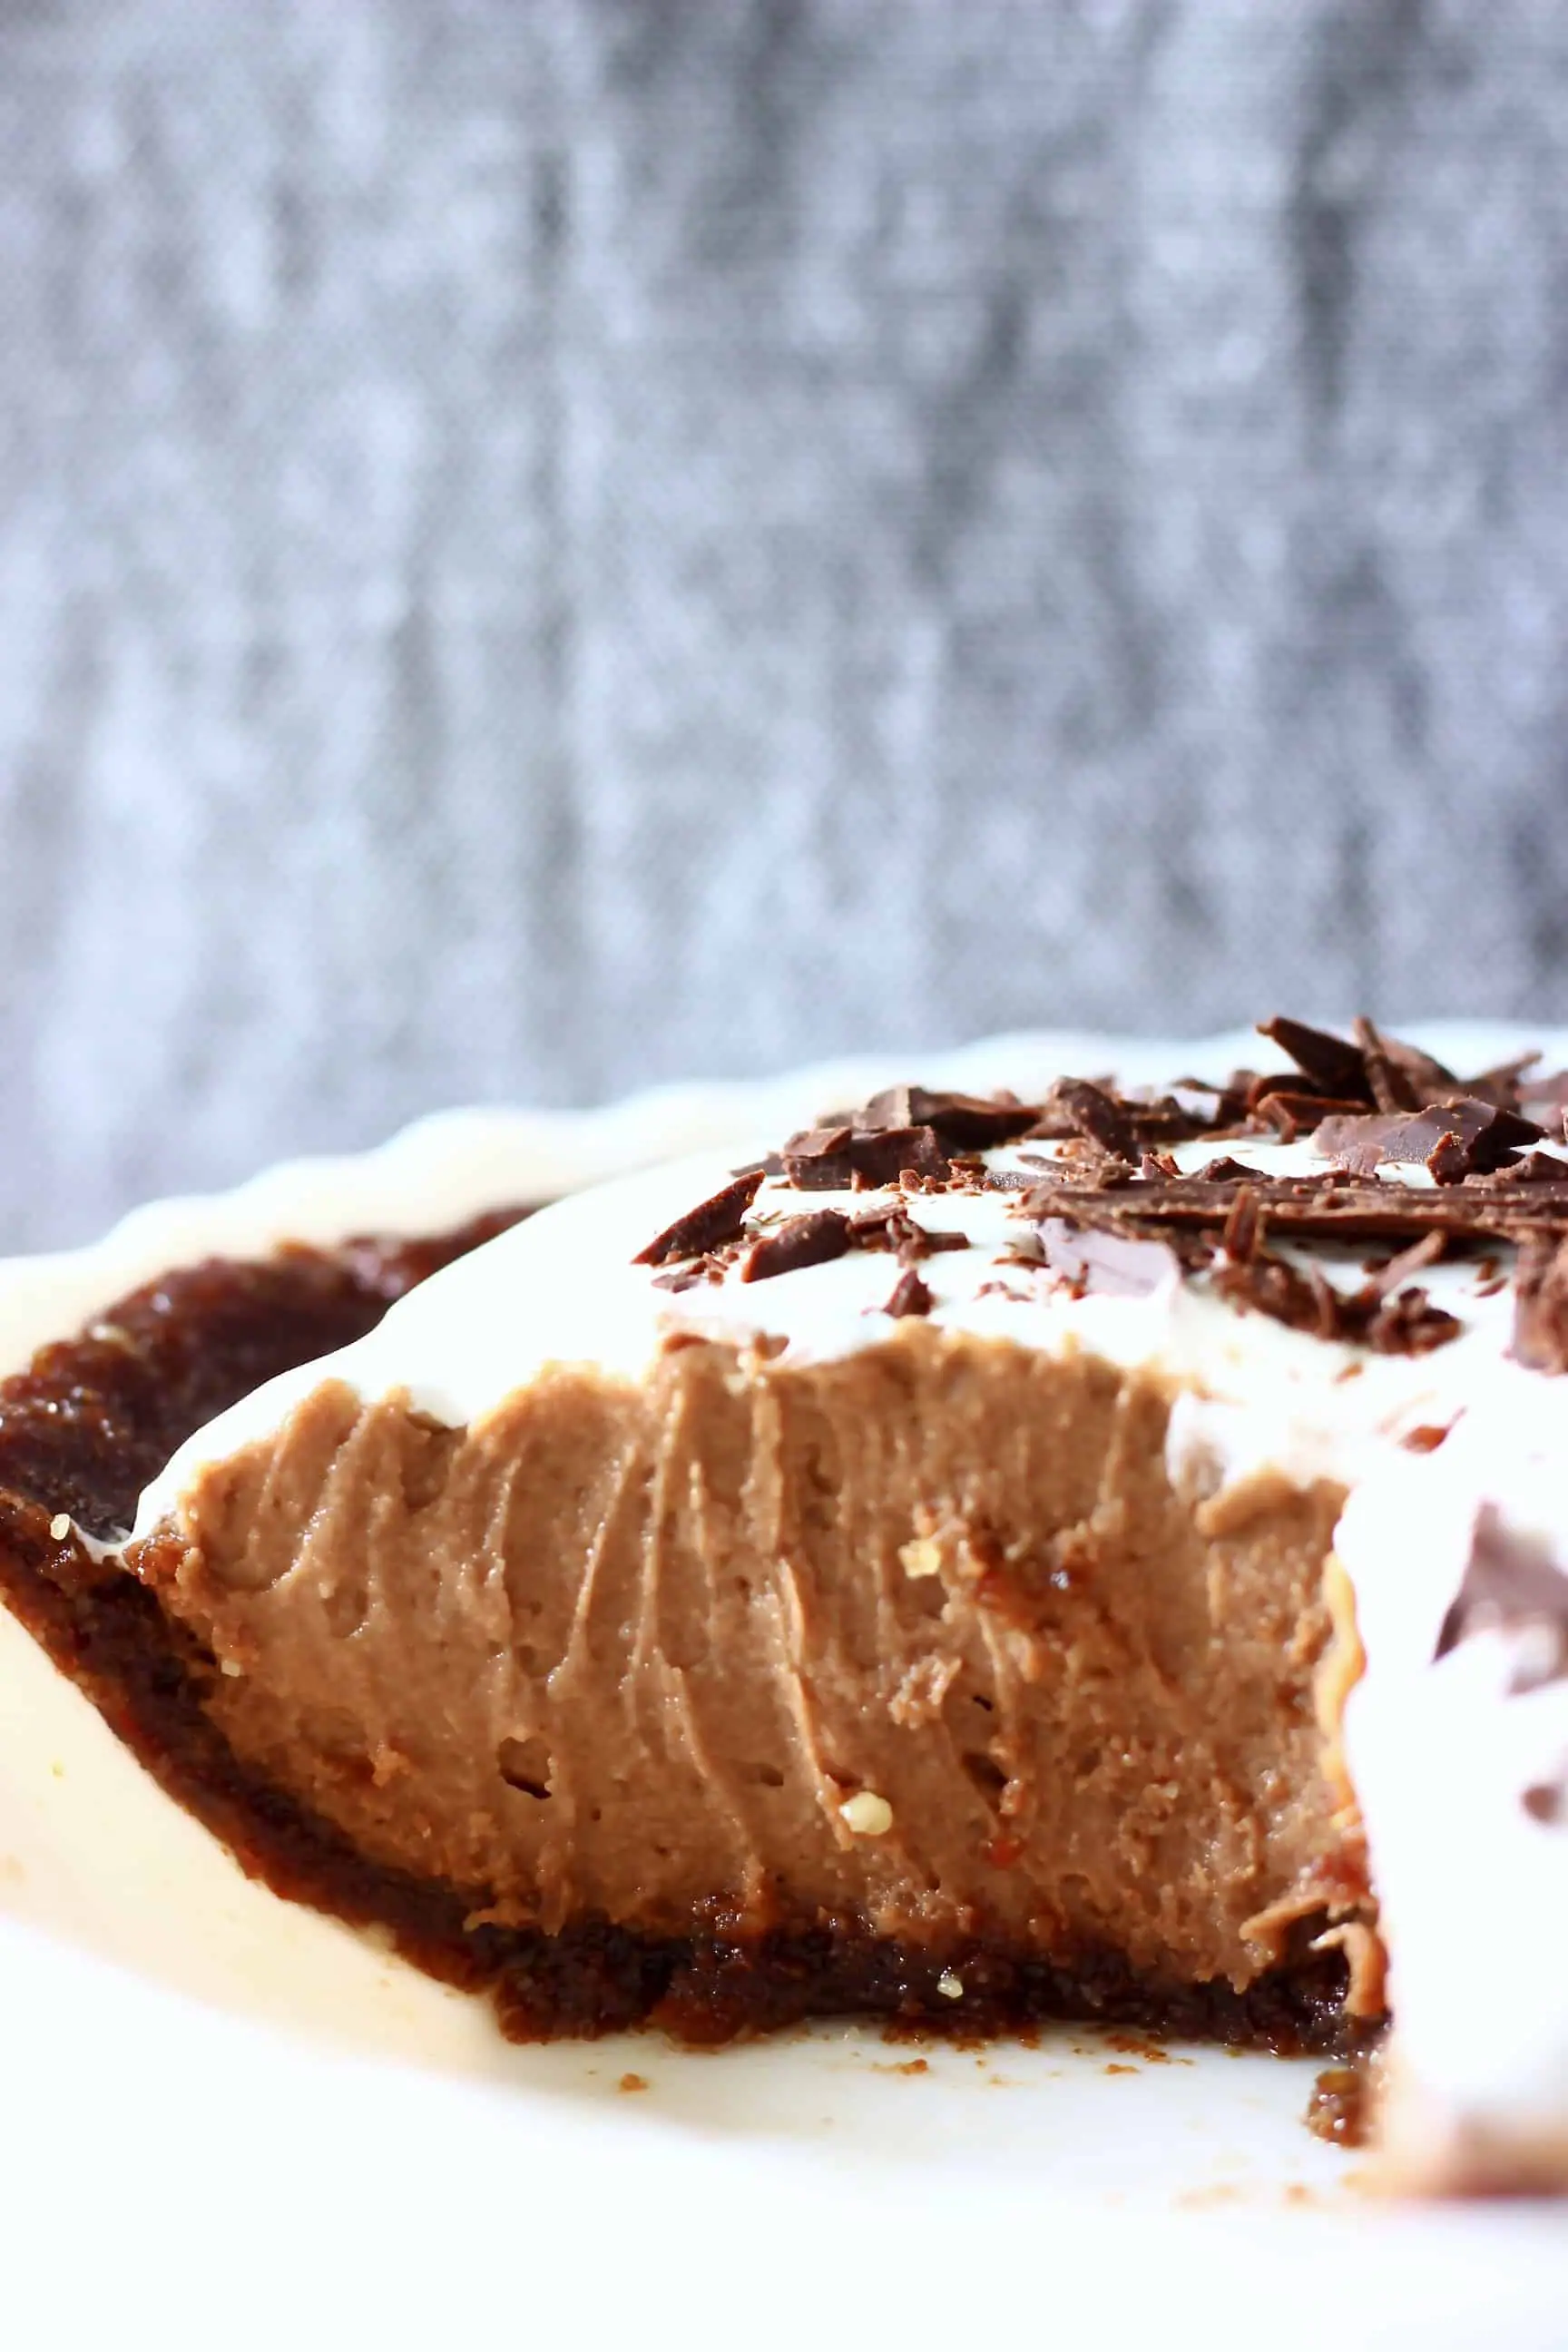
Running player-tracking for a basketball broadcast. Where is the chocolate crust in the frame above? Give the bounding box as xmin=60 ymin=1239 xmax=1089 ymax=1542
xmin=0 ymin=1215 xmax=1359 ymax=2053
xmin=488 ymin=1914 xmax=1354 ymax=2051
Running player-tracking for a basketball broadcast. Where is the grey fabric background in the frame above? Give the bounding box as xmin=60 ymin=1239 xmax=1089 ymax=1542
xmin=3 ymin=0 xmax=1568 ymax=1248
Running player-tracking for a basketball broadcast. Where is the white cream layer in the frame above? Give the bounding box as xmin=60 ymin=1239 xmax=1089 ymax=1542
xmin=131 ymin=1128 xmax=1522 ymax=1519
xmin=120 ymin=1106 xmax=1568 ymax=2166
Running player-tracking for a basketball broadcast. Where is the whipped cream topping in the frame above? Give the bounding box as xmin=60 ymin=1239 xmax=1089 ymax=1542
xmin=115 ymin=1068 xmax=1568 ymax=2176
xmin=132 ymin=1128 xmax=1524 ymax=1526
xmin=1337 ymin=1413 xmax=1568 ymax=2141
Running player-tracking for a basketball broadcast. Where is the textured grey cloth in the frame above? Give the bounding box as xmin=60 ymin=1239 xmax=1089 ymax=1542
xmin=4 ymin=0 xmax=1568 ymax=1248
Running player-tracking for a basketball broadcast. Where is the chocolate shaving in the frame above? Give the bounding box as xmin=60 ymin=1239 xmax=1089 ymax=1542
xmin=1350 ymin=1016 xmax=1461 ymax=1113
xmin=1213 ymin=1251 xmax=1344 ymax=1340
xmin=1469 ymin=1149 xmax=1568 ymax=1187
xmin=1468 ymin=1051 xmax=1543 ymax=1113
xmin=651 ymin=1252 xmax=731 ymax=1293
xmin=1169 ymin=1072 xmax=1259 ymax=1133
xmin=781 ymin=1124 xmax=951 ymax=1191
xmin=778 ymin=1123 xmax=851 ymax=1172
xmin=1435 ymin=1503 xmax=1568 ymax=1681
xmin=740 ymin=1210 xmax=853 ymax=1283
xmin=1514 ymin=1234 xmax=1568 ymax=1374
xmin=1313 ymin=1103 xmax=1464 ymax=1179
xmin=881 ymin=1268 xmax=935 ymax=1318
xmin=846 ymin=1203 xmax=967 ymax=1263
xmin=844 ymin=1201 xmax=907 ymax=1244
xmin=738 ymin=1201 xmax=974 ymax=1285
xmin=1315 ymin=1097 xmax=1543 ymax=1183
xmin=635 ymin=1170 xmax=764 ymax=1266
xmin=1359 ymin=1230 xmax=1449 ymax=1297
xmin=1425 ymin=1130 xmax=1472 ymax=1186
xmin=1049 ymin=1078 xmax=1139 ymax=1161
xmin=1213 ymin=1252 xmax=1460 ymax=1354
xmin=853 ymin=1084 xmax=1038 ymax=1150
xmin=1255 ymin=1089 xmax=1371 ymax=1142
xmin=1362 ymin=1287 xmax=1462 ymax=1355
xmin=1256 ymin=1016 xmax=1376 ymax=1104
xmin=1401 ymin=1423 xmax=1453 ymax=1453
xmin=1220 ymin=1186 xmax=1262 ymax=1265
xmin=1123 ymin=1089 xmax=1252 ymax=1143
xmin=1025 ymin=1141 xmax=1140 ymax=1192
xmin=900 ymin=1230 xmax=968 ymax=1267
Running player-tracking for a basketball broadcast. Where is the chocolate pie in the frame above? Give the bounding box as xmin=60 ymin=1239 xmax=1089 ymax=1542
xmin=5 ymin=1020 xmax=1568 ymax=2196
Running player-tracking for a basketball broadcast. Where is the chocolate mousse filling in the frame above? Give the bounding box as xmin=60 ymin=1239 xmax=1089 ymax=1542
xmin=136 ymin=1331 xmax=1374 ymax=2047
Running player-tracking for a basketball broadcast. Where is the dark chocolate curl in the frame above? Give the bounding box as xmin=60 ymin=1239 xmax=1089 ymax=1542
xmin=635 ymin=1170 xmax=765 ymax=1267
